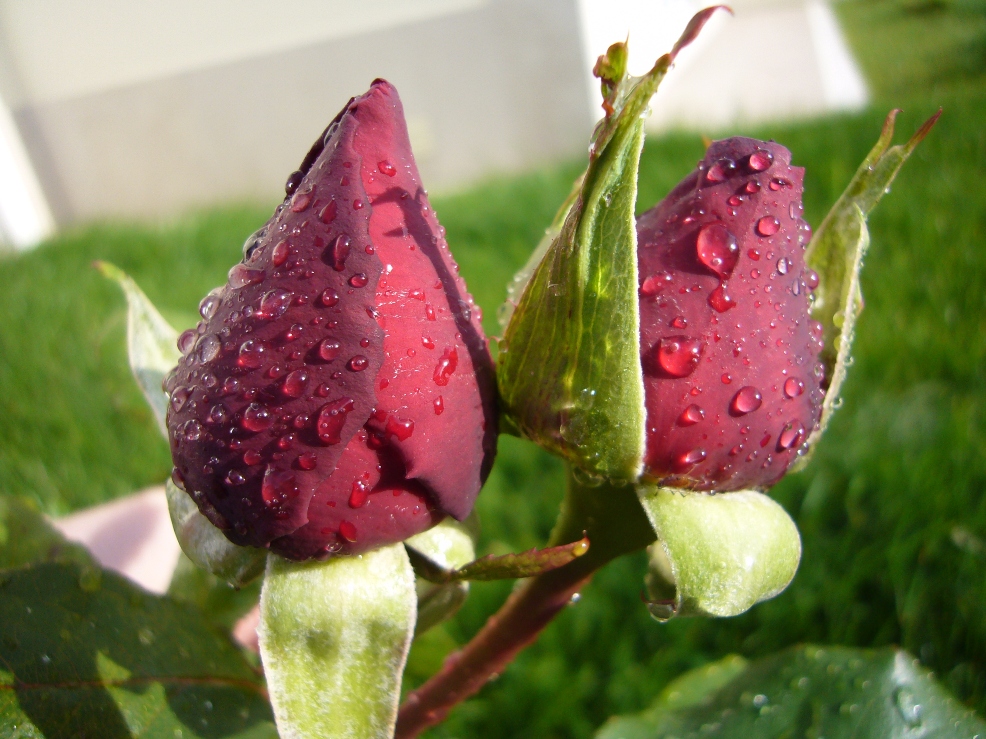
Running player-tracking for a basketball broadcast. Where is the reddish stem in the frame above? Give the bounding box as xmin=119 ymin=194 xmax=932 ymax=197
xmin=395 ymin=476 xmax=655 ymax=738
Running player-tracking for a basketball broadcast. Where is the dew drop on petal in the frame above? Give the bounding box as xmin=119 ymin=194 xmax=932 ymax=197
xmin=434 ymin=347 xmax=458 ymax=386
xmin=757 ymin=216 xmax=781 ymax=237
xmin=778 ymin=421 xmax=805 ymax=450
xmin=784 ymin=377 xmax=805 ymax=398
xmin=655 ymin=337 xmax=703 ymax=378
xmin=673 ymin=448 xmax=707 ymax=471
xmin=316 ymin=398 xmax=355 ymax=445
xmin=242 ymin=403 xmax=272 ymax=432
xmin=678 ymin=404 xmax=705 ymax=426
xmin=709 ymin=284 xmax=737 ymax=312
xmin=320 ymin=288 xmax=340 ymax=307
xmin=696 ymin=223 xmax=739 ymax=279
xmin=730 ymin=386 xmax=763 ymax=415
xmin=282 ymin=369 xmax=309 ymax=398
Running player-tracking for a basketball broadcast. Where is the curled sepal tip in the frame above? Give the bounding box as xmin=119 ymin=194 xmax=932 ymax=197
xmin=260 ymin=545 xmax=416 ymax=739
xmin=165 ymin=478 xmax=266 ymax=588
xmin=94 ymin=261 xmax=179 ymax=438
xmin=497 ymin=8 xmax=725 ymax=482
xmin=405 ymin=516 xmax=477 ymax=634
xmin=799 ymin=109 xmax=940 ymax=465
xmin=637 ymin=485 xmax=801 ymax=619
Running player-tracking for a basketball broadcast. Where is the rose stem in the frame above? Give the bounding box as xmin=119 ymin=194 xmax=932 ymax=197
xmin=395 ymin=473 xmax=656 ymax=739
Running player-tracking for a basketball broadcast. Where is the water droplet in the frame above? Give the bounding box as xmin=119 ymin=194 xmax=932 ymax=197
xmin=784 ymin=377 xmax=805 ymax=398
xmin=696 ymin=223 xmax=739 ymax=278
xmin=434 ymin=347 xmax=459 ymax=386
xmin=259 ymin=289 xmax=291 ymax=319
xmin=242 ymin=403 xmax=272 ymax=432
xmin=674 ymin=448 xmax=707 ymax=471
xmin=895 ymin=687 xmax=923 ymax=728
xmin=433 ymin=396 xmax=444 ymax=415
xmin=421 ymin=336 xmax=436 ymax=350
xmin=318 ymin=339 xmax=341 ymax=361
xmin=271 ymin=240 xmax=290 ymax=267
xmin=769 ymin=177 xmax=788 ymax=191
xmin=237 ymin=340 xmax=267 ymax=369
xmin=228 ymin=265 xmax=265 ymax=289
xmin=709 ymin=284 xmax=737 ymax=312
xmin=243 ymin=449 xmax=262 ymax=466
xmin=261 ymin=466 xmax=297 ymax=506
xmin=425 ymin=303 xmax=437 ymax=321
xmin=640 ymin=271 xmax=673 ymax=297
xmin=170 ymin=387 xmax=191 ymax=413
xmin=282 ymin=370 xmax=309 ymax=398
xmin=745 ymin=180 xmax=761 ymax=193
xmin=777 ymin=421 xmax=804 ymax=450
xmin=730 ymin=386 xmax=763 ymax=415
xmin=727 ymin=195 xmax=743 ymax=207
xmin=319 ymin=200 xmax=337 ymax=224
xmin=339 ymin=521 xmax=358 ymax=542
xmin=225 ymin=469 xmax=246 ymax=486
xmin=756 ymin=216 xmax=781 ymax=236
xmin=285 ymin=170 xmax=303 ymax=196
xmin=776 ymin=257 xmax=790 ymax=275
xmin=671 ymin=316 xmax=687 ymax=329
xmin=705 ymin=159 xmax=735 ymax=183
xmin=198 ymin=289 xmax=222 ymax=320
xmin=320 ymin=288 xmax=340 ymax=307
xmin=386 ymin=416 xmax=415 ymax=441
xmin=317 ymin=398 xmax=355 ymax=444
xmin=182 ymin=420 xmax=203 ymax=441
xmin=178 ymin=329 xmax=197 ymax=355
xmin=748 ymin=150 xmax=773 ymax=172
xmin=747 ymin=248 xmax=761 ymax=261
xmin=297 ymin=452 xmax=317 ymax=470
xmin=349 ymin=273 xmax=368 ymax=288
xmin=722 ymin=373 xmax=732 ymax=384
xmin=329 ymin=235 xmax=351 ymax=271
xmin=655 ymin=337 xmax=703 ymax=377
xmin=378 ymin=160 xmax=397 ymax=176
xmin=348 ymin=355 xmax=369 ymax=372
xmin=290 ymin=189 xmax=312 ymax=212
xmin=805 ymin=269 xmax=819 ymax=290
xmin=678 ymin=404 xmax=705 ymax=425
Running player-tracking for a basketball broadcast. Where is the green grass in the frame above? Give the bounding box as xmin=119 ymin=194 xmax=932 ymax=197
xmin=1 ymin=0 xmax=984 ymax=734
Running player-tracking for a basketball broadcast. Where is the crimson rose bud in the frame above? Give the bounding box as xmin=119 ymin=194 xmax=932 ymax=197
xmin=166 ymin=80 xmax=497 ymax=560
xmin=638 ymin=137 xmax=823 ymax=491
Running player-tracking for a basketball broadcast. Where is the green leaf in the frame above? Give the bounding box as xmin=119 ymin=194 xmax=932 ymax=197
xmin=0 ymin=495 xmax=97 ymax=574
xmin=497 ymin=8 xmax=724 ymax=482
xmin=636 ymin=486 xmax=800 ymax=619
xmin=596 ymin=645 xmax=986 ymax=738
xmin=259 ymin=545 xmax=416 ymax=739
xmin=167 ymin=479 xmax=266 ymax=589
xmin=405 ymin=517 xmax=477 ymax=635
xmin=95 ymin=261 xmax=180 ymax=438
xmin=799 ymin=110 xmax=940 ymax=463
xmin=0 ymin=561 xmax=276 ymax=739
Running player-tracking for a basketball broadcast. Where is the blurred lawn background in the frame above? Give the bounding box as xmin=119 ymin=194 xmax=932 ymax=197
xmin=1 ymin=0 xmax=984 ymax=735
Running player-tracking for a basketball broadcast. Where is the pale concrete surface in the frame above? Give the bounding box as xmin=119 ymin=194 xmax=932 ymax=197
xmin=51 ymin=485 xmax=181 ymax=595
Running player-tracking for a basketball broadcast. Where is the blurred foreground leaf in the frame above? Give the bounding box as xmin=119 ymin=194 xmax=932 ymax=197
xmin=596 ymin=645 xmax=986 ymax=739
xmin=0 ymin=496 xmax=96 ymax=573
xmin=0 ymin=561 xmax=275 ymax=738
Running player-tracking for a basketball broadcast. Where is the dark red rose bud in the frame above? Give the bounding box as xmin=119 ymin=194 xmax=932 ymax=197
xmin=637 ymin=137 xmax=823 ymax=491
xmin=166 ymin=80 xmax=496 ymax=560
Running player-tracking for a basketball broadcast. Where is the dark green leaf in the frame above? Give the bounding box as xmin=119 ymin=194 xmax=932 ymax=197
xmin=0 ymin=561 xmax=275 ymax=738
xmin=0 ymin=496 xmax=96 ymax=574
xmin=497 ymin=9 xmax=724 ymax=481
xmin=596 ymin=645 xmax=986 ymax=738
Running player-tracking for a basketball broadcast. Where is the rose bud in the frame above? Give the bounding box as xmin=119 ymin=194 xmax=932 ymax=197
xmin=637 ymin=137 xmax=823 ymax=491
xmin=165 ymin=79 xmax=497 ymax=560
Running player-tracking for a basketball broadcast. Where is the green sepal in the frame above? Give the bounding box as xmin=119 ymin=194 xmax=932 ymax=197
xmin=497 ymin=8 xmax=724 ymax=481
xmin=408 ymin=534 xmax=589 ymax=584
xmin=637 ymin=486 xmax=801 ymax=620
xmin=94 ymin=261 xmax=180 ymax=438
xmin=259 ymin=545 xmax=416 ymax=739
xmin=405 ymin=516 xmax=478 ymax=634
xmin=798 ymin=110 xmax=940 ymax=465
xmin=166 ymin=478 xmax=266 ymax=589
